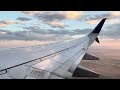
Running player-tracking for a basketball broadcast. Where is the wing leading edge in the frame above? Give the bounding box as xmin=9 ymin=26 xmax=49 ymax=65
xmin=0 ymin=18 xmax=107 ymax=79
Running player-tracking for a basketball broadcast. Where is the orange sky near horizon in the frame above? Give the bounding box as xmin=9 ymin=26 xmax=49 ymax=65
xmin=91 ymin=38 xmax=120 ymax=49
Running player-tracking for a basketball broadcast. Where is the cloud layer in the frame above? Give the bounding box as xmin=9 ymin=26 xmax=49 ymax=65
xmin=0 ymin=25 xmax=92 ymax=41
xmin=16 ymin=17 xmax=31 ymax=21
xmin=21 ymin=11 xmax=84 ymax=28
xmin=0 ymin=11 xmax=120 ymax=42
xmin=1 ymin=23 xmax=120 ymax=41
xmin=0 ymin=20 xmax=18 ymax=27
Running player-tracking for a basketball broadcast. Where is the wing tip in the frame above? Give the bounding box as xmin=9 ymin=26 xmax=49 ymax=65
xmin=89 ymin=18 xmax=107 ymax=34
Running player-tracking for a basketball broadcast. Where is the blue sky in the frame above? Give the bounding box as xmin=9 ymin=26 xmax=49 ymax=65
xmin=0 ymin=11 xmax=35 ymax=31
xmin=0 ymin=11 xmax=120 ymax=42
xmin=0 ymin=11 xmax=109 ymax=31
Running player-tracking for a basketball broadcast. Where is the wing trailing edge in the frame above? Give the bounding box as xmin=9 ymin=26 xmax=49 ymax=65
xmin=82 ymin=53 xmax=99 ymax=60
xmin=73 ymin=65 xmax=99 ymax=77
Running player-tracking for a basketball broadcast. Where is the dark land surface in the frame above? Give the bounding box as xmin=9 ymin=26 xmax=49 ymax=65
xmin=77 ymin=47 xmax=120 ymax=79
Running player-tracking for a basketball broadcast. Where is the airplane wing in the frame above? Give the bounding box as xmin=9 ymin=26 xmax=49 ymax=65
xmin=0 ymin=18 xmax=107 ymax=79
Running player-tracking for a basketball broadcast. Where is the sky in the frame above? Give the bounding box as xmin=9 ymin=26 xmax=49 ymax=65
xmin=0 ymin=11 xmax=120 ymax=49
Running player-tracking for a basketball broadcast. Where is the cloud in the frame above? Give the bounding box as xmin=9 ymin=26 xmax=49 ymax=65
xmin=84 ymin=12 xmax=120 ymax=21
xmin=34 ymin=12 xmax=68 ymax=28
xmin=2 ymin=11 xmax=120 ymax=41
xmin=16 ymin=17 xmax=31 ymax=21
xmin=0 ymin=29 xmax=55 ymax=41
xmin=0 ymin=24 xmax=92 ymax=41
xmin=21 ymin=11 xmax=120 ymax=23
xmin=47 ymin=21 xmax=66 ymax=28
xmin=0 ymin=29 xmax=12 ymax=35
xmin=84 ymin=18 xmax=120 ymax=39
xmin=64 ymin=11 xmax=83 ymax=20
xmin=21 ymin=11 xmax=84 ymax=28
xmin=0 ymin=29 xmax=69 ymax=41
xmin=0 ymin=20 xmax=18 ymax=27
xmin=21 ymin=11 xmax=41 ymax=15
xmin=85 ymin=13 xmax=110 ymax=21
xmin=87 ymin=17 xmax=120 ymax=25
xmin=35 ymin=13 xmax=66 ymax=21
xmin=21 ymin=11 xmax=67 ymax=28
xmin=21 ymin=11 xmax=83 ymax=20
xmin=87 ymin=20 xmax=99 ymax=25
xmin=23 ymin=25 xmax=91 ymax=35
xmin=105 ymin=18 xmax=120 ymax=25
xmin=100 ymin=23 xmax=120 ymax=39
xmin=84 ymin=12 xmax=120 ymax=25
xmin=109 ymin=11 xmax=120 ymax=17
xmin=1 ymin=22 xmax=120 ymax=41
xmin=83 ymin=13 xmax=110 ymax=25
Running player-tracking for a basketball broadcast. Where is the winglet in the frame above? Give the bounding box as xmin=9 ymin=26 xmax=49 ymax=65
xmin=89 ymin=18 xmax=107 ymax=35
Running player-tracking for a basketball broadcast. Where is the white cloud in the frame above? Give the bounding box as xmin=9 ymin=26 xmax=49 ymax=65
xmin=64 ymin=11 xmax=84 ymax=20
xmin=47 ymin=21 xmax=66 ymax=28
xmin=21 ymin=11 xmax=84 ymax=20
xmin=87 ymin=20 xmax=99 ymax=25
xmin=0 ymin=31 xmax=7 ymax=35
xmin=105 ymin=18 xmax=120 ymax=25
xmin=87 ymin=16 xmax=120 ymax=25
xmin=109 ymin=11 xmax=120 ymax=17
xmin=0 ymin=20 xmax=18 ymax=27
xmin=21 ymin=11 xmax=41 ymax=15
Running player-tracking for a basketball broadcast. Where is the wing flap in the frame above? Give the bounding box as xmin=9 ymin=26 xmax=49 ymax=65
xmin=28 ymin=69 xmax=50 ymax=79
xmin=82 ymin=53 xmax=99 ymax=60
xmin=49 ymin=74 xmax=64 ymax=79
xmin=32 ymin=59 xmax=61 ymax=73
xmin=73 ymin=65 xmax=99 ymax=77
